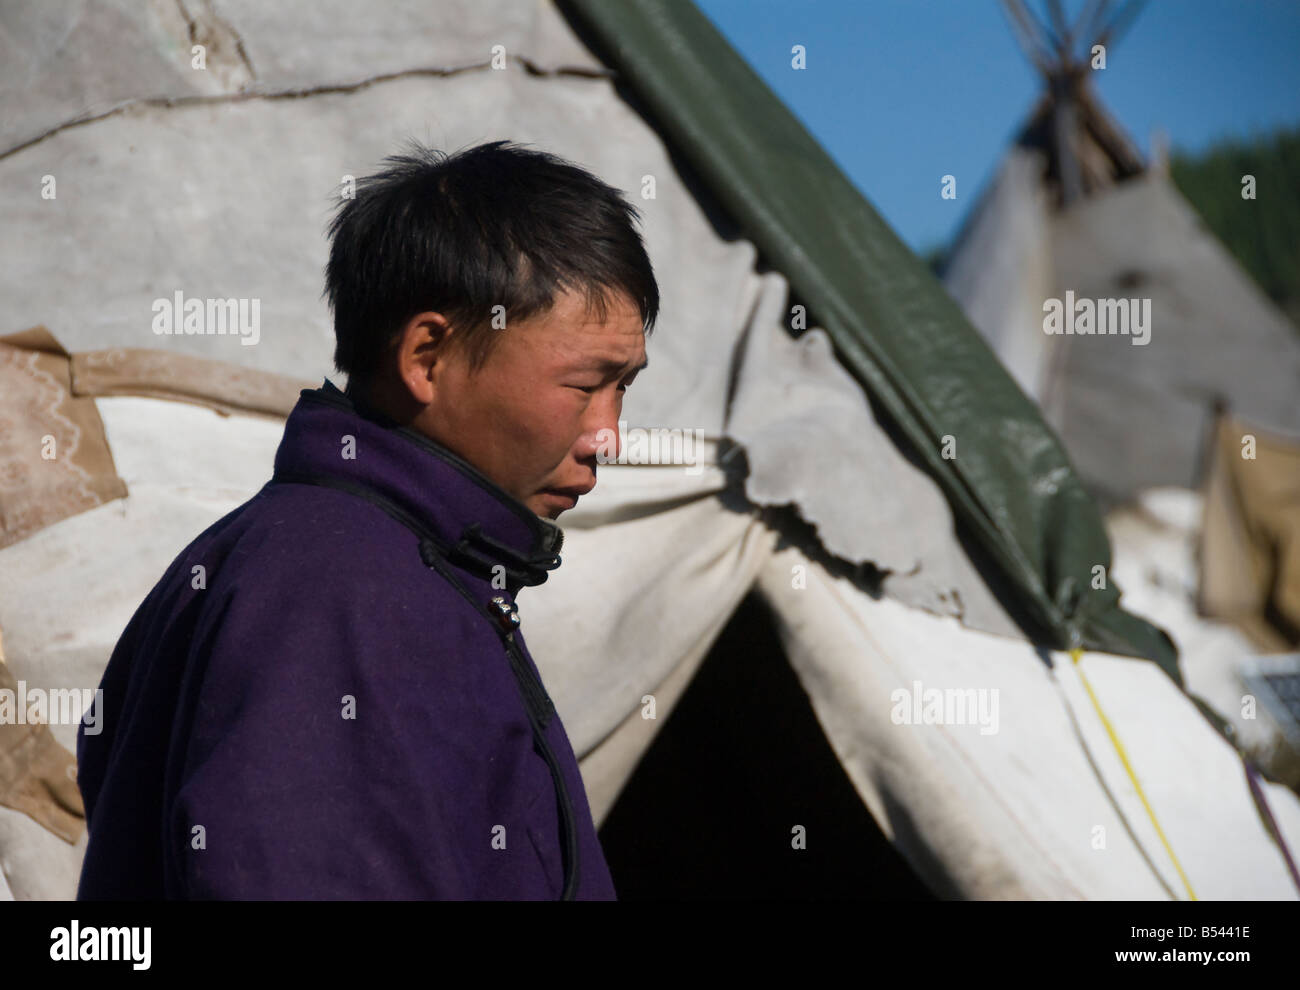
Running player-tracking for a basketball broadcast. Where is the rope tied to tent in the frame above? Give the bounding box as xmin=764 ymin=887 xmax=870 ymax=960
xmin=1069 ymin=647 xmax=1199 ymax=901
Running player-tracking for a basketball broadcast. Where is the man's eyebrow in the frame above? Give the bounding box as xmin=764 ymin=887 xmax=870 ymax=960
xmin=584 ymin=356 xmax=649 ymax=375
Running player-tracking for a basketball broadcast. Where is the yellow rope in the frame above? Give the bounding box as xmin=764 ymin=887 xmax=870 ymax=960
xmin=1069 ymin=647 xmax=1198 ymax=901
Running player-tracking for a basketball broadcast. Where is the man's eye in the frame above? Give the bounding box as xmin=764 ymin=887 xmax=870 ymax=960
xmin=567 ymin=381 xmax=629 ymax=394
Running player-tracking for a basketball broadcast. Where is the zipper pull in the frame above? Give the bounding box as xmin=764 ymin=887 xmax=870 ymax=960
xmin=489 ymin=596 xmax=520 ymax=633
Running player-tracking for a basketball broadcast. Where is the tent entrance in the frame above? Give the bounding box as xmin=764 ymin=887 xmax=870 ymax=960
xmin=598 ymin=592 xmax=936 ymax=899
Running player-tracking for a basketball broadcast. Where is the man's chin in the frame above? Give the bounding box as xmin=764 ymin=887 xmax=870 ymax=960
xmin=529 ymin=490 xmax=578 ymax=519
xmin=525 ymin=499 xmax=562 ymax=520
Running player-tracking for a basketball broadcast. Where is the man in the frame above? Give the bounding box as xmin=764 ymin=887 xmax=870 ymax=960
xmin=75 ymin=139 xmax=658 ymax=899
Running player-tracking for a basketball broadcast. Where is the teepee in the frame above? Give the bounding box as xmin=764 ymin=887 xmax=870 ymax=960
xmin=943 ymin=0 xmax=1300 ymax=503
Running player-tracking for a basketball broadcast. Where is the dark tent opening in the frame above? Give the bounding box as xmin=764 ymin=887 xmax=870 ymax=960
xmin=599 ymin=592 xmax=937 ymax=899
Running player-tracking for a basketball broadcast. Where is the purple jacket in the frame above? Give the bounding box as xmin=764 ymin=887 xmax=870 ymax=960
xmin=76 ymin=379 xmax=616 ymax=900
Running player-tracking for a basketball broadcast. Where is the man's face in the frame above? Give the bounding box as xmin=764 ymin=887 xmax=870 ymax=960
xmin=419 ymin=287 xmax=647 ymax=519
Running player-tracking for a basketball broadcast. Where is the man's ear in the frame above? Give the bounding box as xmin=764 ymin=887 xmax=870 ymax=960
xmin=394 ymin=311 xmax=454 ymax=405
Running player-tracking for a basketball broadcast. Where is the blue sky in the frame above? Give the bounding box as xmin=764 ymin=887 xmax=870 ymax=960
xmin=694 ymin=0 xmax=1300 ymax=252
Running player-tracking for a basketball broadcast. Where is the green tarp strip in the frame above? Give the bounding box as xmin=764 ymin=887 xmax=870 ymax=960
xmin=560 ymin=0 xmax=1179 ymax=683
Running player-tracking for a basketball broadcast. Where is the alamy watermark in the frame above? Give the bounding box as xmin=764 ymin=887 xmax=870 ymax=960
xmin=890 ymin=680 xmax=999 ymax=735
xmin=151 ymin=290 xmax=260 ymax=346
xmin=596 ymin=421 xmax=707 ymax=476
xmin=0 ymin=681 xmax=102 ymax=734
xmin=1042 ymin=290 xmax=1151 ymax=346
xmin=50 ymin=921 xmax=150 ymax=969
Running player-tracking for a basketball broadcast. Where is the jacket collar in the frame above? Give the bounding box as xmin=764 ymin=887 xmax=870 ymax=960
xmin=271 ymin=379 xmax=564 ymax=595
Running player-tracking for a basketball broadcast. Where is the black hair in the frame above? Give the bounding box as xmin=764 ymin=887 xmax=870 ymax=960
xmin=325 ymin=139 xmax=659 ymax=385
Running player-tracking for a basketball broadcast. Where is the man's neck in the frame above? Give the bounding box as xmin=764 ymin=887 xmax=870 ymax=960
xmin=344 ymin=375 xmax=413 ymax=429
